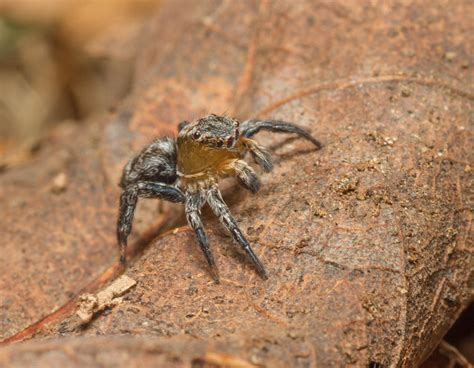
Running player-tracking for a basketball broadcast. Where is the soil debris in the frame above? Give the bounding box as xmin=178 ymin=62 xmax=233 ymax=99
xmin=76 ymin=275 xmax=137 ymax=324
xmin=192 ymin=352 xmax=258 ymax=368
xmin=51 ymin=173 xmax=68 ymax=193
xmin=332 ymin=175 xmax=360 ymax=195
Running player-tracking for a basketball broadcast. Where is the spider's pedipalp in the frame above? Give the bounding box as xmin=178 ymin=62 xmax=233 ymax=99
xmin=241 ymin=138 xmax=273 ymax=172
xmin=240 ymin=119 xmax=322 ymax=149
xmin=207 ymin=187 xmax=268 ymax=279
xmin=234 ymin=160 xmax=260 ymax=193
xmin=117 ymin=182 xmax=185 ymax=265
xmin=185 ymin=192 xmax=220 ymax=282
xmin=221 ymin=159 xmax=260 ymax=193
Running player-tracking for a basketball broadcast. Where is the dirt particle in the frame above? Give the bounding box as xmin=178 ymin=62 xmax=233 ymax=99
xmin=294 ymin=238 xmax=311 ymax=255
xmin=355 ymin=160 xmax=378 ymax=172
xmin=364 ymin=187 xmax=393 ymax=205
xmin=186 ymin=286 xmax=198 ymax=296
xmin=193 ymin=353 xmax=257 ymax=368
xmin=445 ymin=51 xmax=457 ymax=61
xmin=400 ymin=87 xmax=411 ymax=97
xmin=397 ymin=287 xmax=408 ymax=295
xmin=332 ymin=175 xmax=360 ymax=195
xmin=306 ymin=198 xmax=329 ymax=217
xmin=51 ymin=173 xmax=68 ymax=193
xmin=366 ymin=131 xmax=397 ymax=147
xmin=250 ymin=354 xmax=261 ymax=365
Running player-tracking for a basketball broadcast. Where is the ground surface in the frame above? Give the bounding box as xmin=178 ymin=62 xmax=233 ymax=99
xmin=0 ymin=1 xmax=472 ymax=367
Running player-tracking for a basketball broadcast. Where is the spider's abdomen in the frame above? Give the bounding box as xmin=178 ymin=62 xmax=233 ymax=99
xmin=119 ymin=137 xmax=177 ymax=188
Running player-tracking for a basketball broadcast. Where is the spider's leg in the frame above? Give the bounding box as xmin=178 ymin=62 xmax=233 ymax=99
xmin=207 ymin=186 xmax=268 ymax=280
xmin=117 ymin=182 xmax=185 ymax=265
xmin=178 ymin=120 xmax=190 ymax=132
xmin=185 ymin=192 xmax=220 ymax=283
xmin=240 ymin=119 xmax=322 ymax=149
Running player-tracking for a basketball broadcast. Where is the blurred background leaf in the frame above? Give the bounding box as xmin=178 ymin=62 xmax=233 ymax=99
xmin=0 ymin=0 xmax=160 ymax=166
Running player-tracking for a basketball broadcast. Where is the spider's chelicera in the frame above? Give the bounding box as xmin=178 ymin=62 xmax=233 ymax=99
xmin=117 ymin=114 xmax=321 ymax=282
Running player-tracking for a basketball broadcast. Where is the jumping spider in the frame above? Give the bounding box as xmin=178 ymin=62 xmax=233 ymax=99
xmin=117 ymin=114 xmax=321 ymax=282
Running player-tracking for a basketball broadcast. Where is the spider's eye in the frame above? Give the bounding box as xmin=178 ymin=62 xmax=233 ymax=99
xmin=226 ymin=136 xmax=234 ymax=147
xmin=193 ymin=131 xmax=201 ymax=139
xmin=216 ymin=139 xmax=223 ymax=147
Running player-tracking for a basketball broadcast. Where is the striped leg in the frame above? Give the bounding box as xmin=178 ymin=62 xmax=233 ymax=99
xmin=207 ymin=186 xmax=268 ymax=280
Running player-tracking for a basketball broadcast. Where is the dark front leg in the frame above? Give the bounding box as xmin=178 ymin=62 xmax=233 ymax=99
xmin=185 ymin=192 xmax=220 ymax=283
xmin=117 ymin=182 xmax=185 ymax=265
xmin=240 ymin=119 xmax=322 ymax=149
xmin=206 ymin=187 xmax=268 ymax=280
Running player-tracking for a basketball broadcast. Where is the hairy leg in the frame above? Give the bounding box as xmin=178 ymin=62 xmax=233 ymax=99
xmin=185 ymin=192 xmax=220 ymax=282
xmin=178 ymin=120 xmax=190 ymax=132
xmin=240 ymin=119 xmax=322 ymax=149
xmin=207 ymin=186 xmax=268 ymax=279
xmin=117 ymin=182 xmax=185 ymax=265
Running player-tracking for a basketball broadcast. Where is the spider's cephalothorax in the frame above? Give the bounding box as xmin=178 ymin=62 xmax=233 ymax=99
xmin=117 ymin=114 xmax=321 ymax=282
